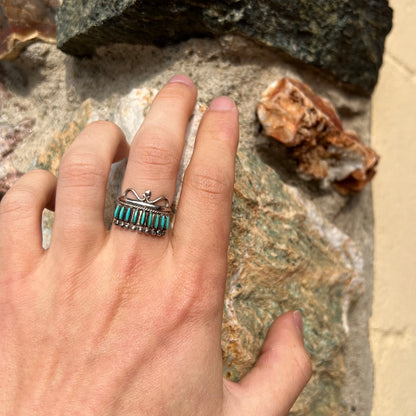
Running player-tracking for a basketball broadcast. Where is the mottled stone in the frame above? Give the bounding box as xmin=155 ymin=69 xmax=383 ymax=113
xmin=0 ymin=118 xmax=34 ymax=198
xmin=0 ymin=0 xmax=59 ymax=60
xmin=38 ymin=89 xmax=364 ymax=415
xmin=0 ymin=164 xmax=22 ymax=198
xmin=56 ymin=0 xmax=392 ymax=93
xmin=0 ymin=38 xmax=375 ymax=414
xmin=223 ymin=151 xmax=363 ymax=415
xmin=36 ymin=100 xmax=92 ymax=175
xmin=257 ymin=78 xmax=379 ymax=194
xmin=0 ymin=118 xmax=34 ymax=157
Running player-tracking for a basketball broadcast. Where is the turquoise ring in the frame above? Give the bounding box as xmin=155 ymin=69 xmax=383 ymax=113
xmin=113 ymin=189 xmax=172 ymax=236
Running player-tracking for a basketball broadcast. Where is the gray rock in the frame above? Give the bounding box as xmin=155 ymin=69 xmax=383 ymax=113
xmin=56 ymin=0 xmax=392 ymax=94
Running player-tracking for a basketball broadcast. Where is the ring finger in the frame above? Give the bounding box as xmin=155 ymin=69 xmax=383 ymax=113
xmin=51 ymin=121 xmax=128 ymax=260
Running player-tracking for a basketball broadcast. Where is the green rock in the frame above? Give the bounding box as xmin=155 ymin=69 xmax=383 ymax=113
xmin=57 ymin=0 xmax=392 ymax=93
xmin=223 ymin=151 xmax=363 ymax=415
xmin=38 ymin=91 xmax=364 ymax=415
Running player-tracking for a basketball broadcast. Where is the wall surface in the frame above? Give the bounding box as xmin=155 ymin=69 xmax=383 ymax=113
xmin=371 ymin=0 xmax=416 ymax=415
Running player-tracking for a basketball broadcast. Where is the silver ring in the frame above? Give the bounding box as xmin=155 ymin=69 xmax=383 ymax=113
xmin=113 ymin=189 xmax=172 ymax=236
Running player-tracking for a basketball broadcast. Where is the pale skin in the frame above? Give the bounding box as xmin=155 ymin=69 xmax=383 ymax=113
xmin=0 ymin=75 xmax=311 ymax=416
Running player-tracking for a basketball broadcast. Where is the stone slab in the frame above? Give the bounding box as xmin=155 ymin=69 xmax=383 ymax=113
xmin=56 ymin=0 xmax=392 ymax=93
xmin=0 ymin=38 xmax=375 ymax=414
xmin=36 ymin=88 xmax=364 ymax=415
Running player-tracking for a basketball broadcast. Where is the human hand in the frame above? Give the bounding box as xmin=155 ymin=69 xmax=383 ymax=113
xmin=0 ymin=75 xmax=311 ymax=416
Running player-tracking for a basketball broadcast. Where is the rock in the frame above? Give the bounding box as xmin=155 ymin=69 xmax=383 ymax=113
xmin=37 ymin=100 xmax=93 ymax=175
xmin=0 ymin=0 xmax=59 ymax=60
xmin=38 ymin=89 xmax=364 ymax=415
xmin=0 ymin=163 xmax=22 ymax=198
xmin=56 ymin=0 xmax=392 ymax=93
xmin=0 ymin=118 xmax=35 ymax=198
xmin=0 ymin=118 xmax=34 ymax=157
xmin=224 ymin=151 xmax=363 ymax=415
xmin=257 ymin=78 xmax=379 ymax=194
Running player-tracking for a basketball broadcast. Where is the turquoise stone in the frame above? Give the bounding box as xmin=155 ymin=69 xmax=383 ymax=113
xmin=114 ymin=205 xmax=120 ymax=219
xmin=147 ymin=212 xmax=153 ymax=227
xmin=132 ymin=209 xmax=139 ymax=224
xmin=154 ymin=214 xmax=160 ymax=229
xmin=118 ymin=206 xmax=125 ymax=220
xmin=125 ymin=207 xmax=131 ymax=222
xmin=161 ymin=216 xmax=165 ymax=229
xmin=165 ymin=216 xmax=170 ymax=230
xmin=140 ymin=211 xmax=146 ymax=226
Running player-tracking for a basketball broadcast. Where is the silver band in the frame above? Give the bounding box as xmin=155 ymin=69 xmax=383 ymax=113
xmin=113 ymin=189 xmax=172 ymax=236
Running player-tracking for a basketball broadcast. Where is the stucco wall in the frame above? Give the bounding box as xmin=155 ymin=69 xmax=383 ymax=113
xmin=371 ymin=0 xmax=416 ymax=414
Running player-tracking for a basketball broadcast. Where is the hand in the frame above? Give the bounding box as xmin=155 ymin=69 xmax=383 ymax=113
xmin=0 ymin=75 xmax=311 ymax=416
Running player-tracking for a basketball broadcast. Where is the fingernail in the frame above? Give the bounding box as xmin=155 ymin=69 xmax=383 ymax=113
xmin=167 ymin=75 xmax=194 ymax=87
xmin=209 ymin=96 xmax=236 ymax=111
xmin=293 ymin=310 xmax=304 ymax=340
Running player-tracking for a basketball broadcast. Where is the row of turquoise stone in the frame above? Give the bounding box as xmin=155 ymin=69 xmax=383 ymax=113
xmin=113 ymin=204 xmax=170 ymax=230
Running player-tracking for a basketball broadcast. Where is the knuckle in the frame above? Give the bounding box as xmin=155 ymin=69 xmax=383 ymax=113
xmin=26 ymin=168 xmax=51 ymax=180
xmin=0 ymin=184 xmax=39 ymax=218
xmin=159 ymin=82 xmax=195 ymax=101
xmin=203 ymin=110 xmax=238 ymax=142
xmin=205 ymin=123 xmax=238 ymax=144
xmin=59 ymin=152 xmax=106 ymax=189
xmin=164 ymin=263 xmax=224 ymax=324
xmin=186 ymin=165 xmax=232 ymax=198
xmin=85 ymin=120 xmax=124 ymax=137
xmin=131 ymin=138 xmax=180 ymax=174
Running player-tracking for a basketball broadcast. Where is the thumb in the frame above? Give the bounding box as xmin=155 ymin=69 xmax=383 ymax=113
xmin=224 ymin=311 xmax=312 ymax=416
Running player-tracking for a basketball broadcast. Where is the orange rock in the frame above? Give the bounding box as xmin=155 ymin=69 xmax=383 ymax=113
xmin=257 ymin=78 xmax=379 ymax=194
xmin=0 ymin=0 xmax=59 ymax=60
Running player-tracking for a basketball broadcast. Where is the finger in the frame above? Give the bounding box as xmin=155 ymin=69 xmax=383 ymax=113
xmin=112 ymin=75 xmax=197 ymax=249
xmin=225 ymin=311 xmax=312 ymax=416
xmin=0 ymin=169 xmax=56 ymax=274
xmin=52 ymin=121 xmax=128 ymax=257
xmin=173 ymin=96 xmax=239 ymax=270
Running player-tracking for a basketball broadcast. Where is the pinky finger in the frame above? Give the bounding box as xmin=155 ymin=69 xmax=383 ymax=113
xmin=0 ymin=169 xmax=56 ymax=273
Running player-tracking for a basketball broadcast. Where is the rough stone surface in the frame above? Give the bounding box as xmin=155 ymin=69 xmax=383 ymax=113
xmin=0 ymin=40 xmax=375 ymax=415
xmin=56 ymin=0 xmax=392 ymax=93
xmin=257 ymin=78 xmax=379 ymax=194
xmin=224 ymin=152 xmax=366 ymax=416
xmin=0 ymin=118 xmax=35 ymax=198
xmin=0 ymin=0 xmax=58 ymax=60
xmin=37 ymin=89 xmax=364 ymax=415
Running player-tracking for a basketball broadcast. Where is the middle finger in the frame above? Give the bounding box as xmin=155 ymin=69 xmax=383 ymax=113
xmin=112 ymin=76 xmax=197 ymax=250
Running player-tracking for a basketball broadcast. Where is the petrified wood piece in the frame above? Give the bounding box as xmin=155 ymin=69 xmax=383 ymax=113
xmin=0 ymin=0 xmax=58 ymax=60
xmin=257 ymin=78 xmax=379 ymax=194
